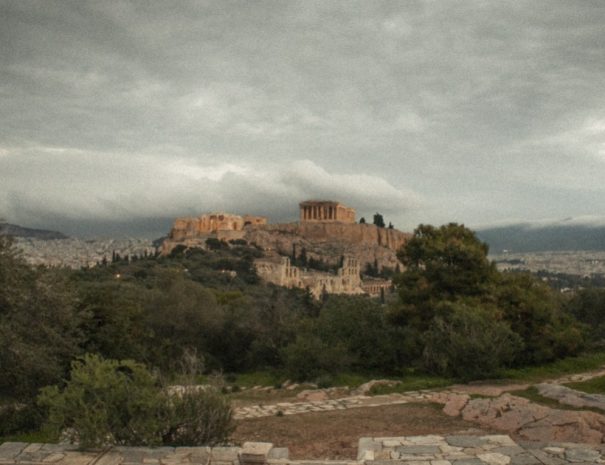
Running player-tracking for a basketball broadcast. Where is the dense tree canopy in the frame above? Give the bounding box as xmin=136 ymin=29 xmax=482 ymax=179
xmin=0 ymin=236 xmax=83 ymax=400
xmin=390 ymin=223 xmax=583 ymax=376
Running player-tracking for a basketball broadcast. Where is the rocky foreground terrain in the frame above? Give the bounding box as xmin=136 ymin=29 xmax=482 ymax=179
xmin=227 ymin=369 xmax=605 ymax=446
xmin=4 ymin=370 xmax=605 ymax=464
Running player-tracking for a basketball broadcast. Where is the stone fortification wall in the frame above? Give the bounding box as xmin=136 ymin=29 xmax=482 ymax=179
xmin=255 ymin=256 xmax=364 ymax=299
xmin=245 ymin=222 xmax=410 ymax=272
xmin=162 ymin=216 xmax=409 ymax=273
xmin=160 ymin=203 xmax=410 ymax=274
xmin=168 ymin=213 xmax=267 ymax=241
xmin=361 ymin=278 xmax=392 ymax=297
xmin=162 ymin=213 xmax=266 ymax=255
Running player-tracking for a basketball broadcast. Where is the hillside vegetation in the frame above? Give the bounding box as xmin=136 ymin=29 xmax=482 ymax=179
xmin=1 ymin=224 xmax=605 ymax=444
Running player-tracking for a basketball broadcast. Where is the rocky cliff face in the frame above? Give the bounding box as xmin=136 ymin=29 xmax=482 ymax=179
xmin=244 ymin=222 xmax=410 ymax=271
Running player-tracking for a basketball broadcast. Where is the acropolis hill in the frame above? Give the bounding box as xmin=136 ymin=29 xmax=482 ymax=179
xmin=161 ymin=201 xmax=411 ymax=297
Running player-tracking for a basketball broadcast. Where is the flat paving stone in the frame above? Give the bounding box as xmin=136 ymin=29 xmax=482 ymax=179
xmin=0 ymin=443 xmax=28 ymax=461
xmin=490 ymin=447 xmax=525 ymax=457
xmin=445 ymin=437 xmax=488 ymax=448
xmin=41 ymin=453 xmax=65 ymax=463
xmin=564 ymin=447 xmax=601 ymax=462
xmin=508 ymin=454 xmax=542 ymax=465
xmin=450 ymin=459 xmax=486 ymax=465
xmin=2 ymin=433 xmax=605 ymax=465
xmin=395 ymin=446 xmax=441 ymax=455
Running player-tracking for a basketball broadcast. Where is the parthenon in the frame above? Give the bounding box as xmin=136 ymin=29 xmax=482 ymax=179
xmin=299 ymin=200 xmax=355 ymax=223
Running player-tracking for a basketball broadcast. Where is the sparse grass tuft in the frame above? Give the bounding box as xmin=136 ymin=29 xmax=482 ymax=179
xmin=329 ymin=373 xmax=369 ymax=388
xmin=565 ymin=375 xmax=605 ymax=394
xmin=510 ymin=386 xmax=604 ymax=414
xmin=231 ymin=371 xmax=286 ymax=388
xmin=0 ymin=430 xmax=54 ymax=444
xmin=497 ymin=351 xmax=605 ymax=383
xmin=510 ymin=386 xmax=567 ymax=409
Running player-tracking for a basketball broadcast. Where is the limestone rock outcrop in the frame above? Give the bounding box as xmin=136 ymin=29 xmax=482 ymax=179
xmin=161 ymin=205 xmax=410 ymax=273
xmin=431 ymin=392 xmax=605 ymax=444
xmin=161 ymin=213 xmax=266 ymax=254
xmin=245 ymin=222 xmax=410 ymax=271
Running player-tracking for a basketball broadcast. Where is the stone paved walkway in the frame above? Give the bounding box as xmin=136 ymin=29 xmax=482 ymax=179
xmin=234 ymin=368 xmax=605 ymax=421
xmin=3 ymin=435 xmax=605 ymax=465
xmin=234 ymin=392 xmax=434 ymax=420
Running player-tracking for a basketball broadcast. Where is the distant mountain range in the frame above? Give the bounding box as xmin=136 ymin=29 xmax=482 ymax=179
xmin=0 ymin=222 xmax=68 ymax=240
xmin=477 ymin=222 xmax=605 ymax=253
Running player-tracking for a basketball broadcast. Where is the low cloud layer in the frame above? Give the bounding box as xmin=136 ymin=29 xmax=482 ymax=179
xmin=1 ymin=1 xmax=605 ymax=236
xmin=1 ymin=148 xmax=421 ymax=235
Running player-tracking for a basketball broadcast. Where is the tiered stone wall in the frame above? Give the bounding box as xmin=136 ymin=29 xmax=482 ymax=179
xmin=255 ymin=256 xmax=364 ymax=299
xmin=162 ymin=213 xmax=267 ymax=254
xmin=167 ymin=213 xmax=267 ymax=241
xmin=360 ymin=278 xmax=392 ymax=297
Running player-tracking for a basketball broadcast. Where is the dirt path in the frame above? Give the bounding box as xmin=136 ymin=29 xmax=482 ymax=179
xmin=232 ymin=403 xmax=492 ymax=459
xmin=231 ymin=367 xmax=605 ymax=456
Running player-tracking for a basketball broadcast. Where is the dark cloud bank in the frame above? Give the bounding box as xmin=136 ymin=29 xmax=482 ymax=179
xmin=1 ymin=1 xmax=605 ymax=237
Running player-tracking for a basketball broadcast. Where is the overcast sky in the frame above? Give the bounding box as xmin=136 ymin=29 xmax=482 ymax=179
xmin=1 ymin=1 xmax=605 ymax=237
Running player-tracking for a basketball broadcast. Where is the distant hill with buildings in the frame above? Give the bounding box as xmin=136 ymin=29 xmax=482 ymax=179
xmin=161 ymin=201 xmax=410 ymax=272
xmin=161 ymin=200 xmax=411 ymax=299
xmin=478 ymin=223 xmax=605 ymax=253
xmin=0 ymin=222 xmax=68 ymax=240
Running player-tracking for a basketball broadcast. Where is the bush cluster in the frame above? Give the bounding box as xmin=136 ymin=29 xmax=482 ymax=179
xmin=38 ymin=354 xmax=233 ymax=448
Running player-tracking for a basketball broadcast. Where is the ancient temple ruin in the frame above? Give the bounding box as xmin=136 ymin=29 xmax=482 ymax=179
xmin=161 ymin=213 xmax=267 ymax=254
xmin=160 ymin=200 xmax=404 ymax=298
xmin=255 ymin=255 xmax=365 ymax=299
xmin=299 ymin=200 xmax=356 ymax=223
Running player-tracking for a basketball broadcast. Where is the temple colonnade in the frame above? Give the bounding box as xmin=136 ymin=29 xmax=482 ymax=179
xmin=301 ymin=204 xmax=339 ymax=221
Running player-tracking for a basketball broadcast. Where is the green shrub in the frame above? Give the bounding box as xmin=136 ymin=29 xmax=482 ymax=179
xmin=38 ymin=354 xmax=233 ymax=448
xmin=38 ymin=354 xmax=166 ymax=447
xmin=281 ymin=335 xmax=351 ymax=381
xmin=162 ymin=387 xmax=233 ymax=446
xmin=0 ymin=403 xmax=45 ymax=437
xmin=422 ymin=303 xmax=523 ymax=380
xmin=315 ymin=374 xmax=334 ymax=388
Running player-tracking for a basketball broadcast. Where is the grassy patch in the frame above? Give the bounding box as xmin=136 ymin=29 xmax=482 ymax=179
xmin=510 ymin=386 xmax=568 ymax=409
xmin=510 ymin=386 xmax=604 ymax=413
xmin=0 ymin=430 xmax=54 ymax=444
xmin=228 ymin=371 xmax=389 ymax=389
xmin=497 ymin=351 xmax=605 ymax=383
xmin=328 ymin=373 xmax=371 ymax=388
xmin=565 ymin=375 xmax=605 ymax=394
xmin=229 ymin=371 xmax=286 ymax=388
